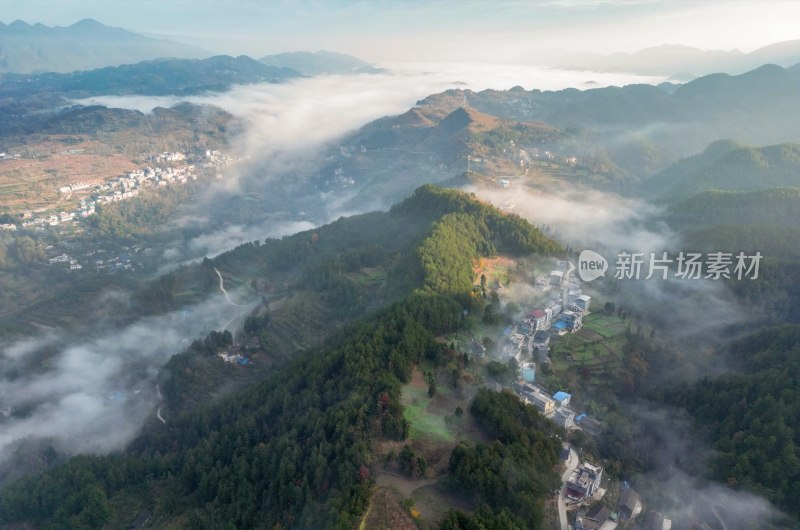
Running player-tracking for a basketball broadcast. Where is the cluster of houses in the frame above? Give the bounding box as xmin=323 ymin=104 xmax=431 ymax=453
xmin=4 ymin=149 xmax=236 ymax=234
xmin=558 ymin=453 xmax=671 ymax=530
xmin=23 ymin=152 xmax=201 ymax=229
xmin=95 ymin=254 xmax=135 ymax=273
xmin=47 ymin=253 xmax=82 ymax=270
xmin=564 ymin=462 xmax=669 ymax=530
xmin=573 ymin=483 xmax=671 ymax=530
xmin=23 ymin=165 xmax=192 ymax=229
xmin=567 ymin=461 xmax=604 ymax=503
xmin=501 ymin=262 xmax=591 ymax=363
xmin=495 ymin=262 xmax=673 ymax=530
xmin=510 ymin=362 xmax=606 ymax=434
xmin=58 ymin=180 xmax=97 ymax=194
xmin=502 ymin=297 xmax=572 ymax=360
xmin=218 ymin=351 xmax=251 ymax=366
xmin=511 ymin=379 xmax=591 ymax=431
xmin=200 ymin=149 xmax=239 ymax=178
xmin=42 ymin=244 xmax=146 ymax=274
xmin=155 ymin=151 xmax=187 ymax=162
xmin=21 ymin=211 xmax=77 ymax=229
xmin=92 ymin=163 xmax=196 ymax=201
xmin=497 ymin=259 xmax=607 ymax=433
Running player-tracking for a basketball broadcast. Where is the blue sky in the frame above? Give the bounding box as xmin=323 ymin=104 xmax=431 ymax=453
xmin=1 ymin=0 xmax=799 ymax=61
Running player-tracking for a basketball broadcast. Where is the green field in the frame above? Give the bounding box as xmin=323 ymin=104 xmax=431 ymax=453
xmin=345 ymin=266 xmax=387 ymax=287
xmin=544 ymin=312 xmax=629 ymax=383
xmin=582 ymin=312 xmax=627 ymax=338
xmin=401 ymin=384 xmax=455 ymax=442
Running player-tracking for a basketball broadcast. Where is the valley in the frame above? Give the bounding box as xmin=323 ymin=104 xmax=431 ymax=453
xmin=1 ymin=11 xmax=800 ymax=529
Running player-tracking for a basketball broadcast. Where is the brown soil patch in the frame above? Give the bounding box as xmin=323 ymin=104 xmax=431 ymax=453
xmin=472 ymin=255 xmax=515 ymax=284
xmin=0 ymin=142 xmax=138 ymax=212
xmin=576 ymin=328 xmax=604 ymax=342
xmin=362 ymin=486 xmax=419 ymax=530
xmin=408 ymin=367 xmax=428 ymax=390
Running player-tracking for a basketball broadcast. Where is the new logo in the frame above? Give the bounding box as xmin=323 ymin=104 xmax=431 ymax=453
xmin=578 ymin=250 xmax=608 ymax=282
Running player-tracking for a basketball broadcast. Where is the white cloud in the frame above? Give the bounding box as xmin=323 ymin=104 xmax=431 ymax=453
xmin=0 ymin=292 xmax=256 ymax=462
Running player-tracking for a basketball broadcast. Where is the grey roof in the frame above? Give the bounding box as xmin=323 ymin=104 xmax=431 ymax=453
xmin=619 ymin=488 xmax=640 ymax=512
xmin=577 ymin=504 xmax=610 ymax=530
xmin=586 ymin=504 xmax=609 ymax=521
xmin=642 ymin=510 xmax=665 ymax=530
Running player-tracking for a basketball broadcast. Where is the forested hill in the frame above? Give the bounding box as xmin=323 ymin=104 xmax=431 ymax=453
xmin=258 ymin=50 xmax=382 ymax=75
xmin=665 ymin=187 xmax=800 ymax=229
xmin=406 ymin=64 xmax=800 ymax=186
xmin=659 ymin=186 xmax=800 ymax=322
xmin=673 ymin=325 xmax=800 ymax=518
xmin=0 ymin=185 xmax=563 ymax=529
xmin=0 ymin=55 xmax=300 ymax=98
xmin=641 ymin=141 xmax=800 ymax=201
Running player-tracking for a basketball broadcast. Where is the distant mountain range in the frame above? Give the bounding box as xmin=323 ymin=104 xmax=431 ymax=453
xmin=0 ymin=18 xmax=209 ymax=73
xmin=539 ymin=39 xmax=800 ymax=78
xmin=0 ymin=55 xmax=301 ymax=99
xmin=416 ymin=63 xmax=800 ymax=180
xmin=279 ymin=61 xmax=800 ymax=212
xmin=315 ymin=105 xmax=563 ymax=208
xmin=258 ymin=50 xmax=382 ymax=75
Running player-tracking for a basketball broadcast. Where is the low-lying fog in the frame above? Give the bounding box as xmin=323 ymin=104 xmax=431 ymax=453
xmin=0 ymin=290 xmax=257 ymax=466
xmin=7 ymin=62 xmax=776 ymax=525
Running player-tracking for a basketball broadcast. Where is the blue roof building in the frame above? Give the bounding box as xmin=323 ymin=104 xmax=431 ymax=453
xmin=553 ymin=391 xmax=571 ymax=407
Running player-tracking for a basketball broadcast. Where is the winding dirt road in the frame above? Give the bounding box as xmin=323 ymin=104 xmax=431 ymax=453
xmin=214 ymin=267 xmax=246 ymax=307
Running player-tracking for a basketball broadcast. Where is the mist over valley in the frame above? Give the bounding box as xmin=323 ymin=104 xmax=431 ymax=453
xmin=1 ymin=4 xmax=800 ymax=529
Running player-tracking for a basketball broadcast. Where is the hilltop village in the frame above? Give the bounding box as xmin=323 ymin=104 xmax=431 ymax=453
xmin=459 ymin=255 xmax=673 ymax=530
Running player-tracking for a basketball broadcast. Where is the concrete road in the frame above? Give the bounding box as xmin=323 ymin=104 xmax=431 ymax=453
xmin=558 ymin=444 xmax=579 ymax=530
xmin=561 ymin=260 xmax=575 ymax=309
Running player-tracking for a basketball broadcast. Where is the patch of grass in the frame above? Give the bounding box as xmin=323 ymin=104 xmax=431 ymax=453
xmin=412 ymin=483 xmax=474 ymax=525
xmin=473 ymin=256 xmax=514 ymax=287
xmin=582 ymin=312 xmax=626 ymax=339
xmin=345 ymin=266 xmax=387 ymax=287
xmin=401 ymin=385 xmax=455 ymax=442
xmin=544 ymin=313 xmax=630 ymax=384
xmin=361 ymin=487 xmax=418 ymax=530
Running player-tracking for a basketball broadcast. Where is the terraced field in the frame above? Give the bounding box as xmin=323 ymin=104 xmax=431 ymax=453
xmin=541 ymin=311 xmax=632 ymax=402
xmin=0 ymin=139 xmax=138 ymax=214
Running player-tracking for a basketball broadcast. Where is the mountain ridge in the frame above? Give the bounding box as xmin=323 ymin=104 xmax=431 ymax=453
xmin=0 ymin=185 xmax=564 ymax=529
xmin=641 ymin=141 xmax=800 ymax=200
xmin=0 ymin=18 xmax=210 ymax=73
xmin=258 ymin=50 xmax=382 ymax=75
xmin=538 ymin=39 xmax=800 ymax=77
xmin=411 ymin=63 xmax=800 ymax=182
xmin=0 ymin=55 xmax=301 ymax=97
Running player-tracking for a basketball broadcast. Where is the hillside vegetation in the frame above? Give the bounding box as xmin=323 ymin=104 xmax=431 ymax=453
xmin=666 ymin=187 xmax=800 ymax=229
xmin=642 ymin=141 xmax=800 ymax=200
xmin=674 ymin=326 xmax=800 ymax=518
xmin=0 ymin=55 xmax=300 ymax=98
xmin=414 ymin=64 xmax=800 ymax=185
xmin=660 ymin=185 xmax=800 ymax=323
xmin=258 ymin=50 xmax=381 ymax=75
xmin=0 ymin=185 xmax=564 ymax=529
